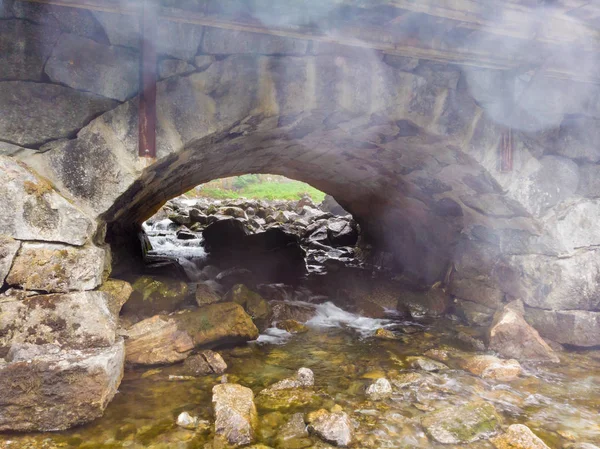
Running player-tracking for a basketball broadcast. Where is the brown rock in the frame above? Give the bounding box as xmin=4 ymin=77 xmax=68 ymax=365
xmin=0 ymin=340 xmax=125 ymax=431
xmin=489 ymin=302 xmax=559 ymax=363
xmin=490 ymin=424 xmax=551 ymax=449
xmin=125 ymin=316 xmax=193 ymax=365
xmin=459 ymin=355 xmax=521 ymax=381
xmin=122 ymin=275 xmax=190 ymax=318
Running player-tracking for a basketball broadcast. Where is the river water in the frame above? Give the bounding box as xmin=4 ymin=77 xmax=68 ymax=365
xmin=2 ymin=218 xmax=600 ymax=449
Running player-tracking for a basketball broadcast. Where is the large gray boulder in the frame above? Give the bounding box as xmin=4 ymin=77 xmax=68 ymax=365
xmin=0 ymin=340 xmax=125 ymax=431
xmin=0 ymin=235 xmax=20 ymax=285
xmin=212 ymin=383 xmax=258 ymax=446
xmin=0 ymin=291 xmax=118 ymax=351
xmin=525 ymin=309 xmax=600 ymax=347
xmin=508 ymin=250 xmax=600 ymax=311
xmin=0 ymin=156 xmax=94 ymax=246
xmin=45 ymin=33 xmax=139 ymax=101
xmin=6 ymin=242 xmax=108 ymax=293
xmin=0 ymin=81 xmax=118 ymax=147
xmin=0 ymin=20 xmax=61 ymax=80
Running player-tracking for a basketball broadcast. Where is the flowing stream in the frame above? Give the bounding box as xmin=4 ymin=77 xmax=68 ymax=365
xmin=3 ymin=219 xmax=600 ymax=449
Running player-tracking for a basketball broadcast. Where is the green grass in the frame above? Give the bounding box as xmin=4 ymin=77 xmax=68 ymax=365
xmin=190 ymin=180 xmax=326 ymax=202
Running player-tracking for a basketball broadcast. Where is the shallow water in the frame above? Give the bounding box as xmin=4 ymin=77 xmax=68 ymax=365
xmin=2 ymin=307 xmax=600 ymax=449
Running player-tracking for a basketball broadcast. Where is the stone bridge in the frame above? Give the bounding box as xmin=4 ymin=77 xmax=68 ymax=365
xmin=1 ymin=0 xmax=600 ymax=431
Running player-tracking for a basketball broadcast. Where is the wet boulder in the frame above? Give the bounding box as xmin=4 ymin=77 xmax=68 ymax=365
xmin=490 ymin=424 xmax=551 ymax=449
xmin=212 ymin=383 xmax=258 ymax=446
xmin=203 ymin=218 xmax=249 ymax=252
xmin=218 ymin=206 xmax=247 ymax=219
xmin=270 ymin=300 xmax=317 ymax=323
xmin=421 ymin=401 xmax=502 ymax=444
xmin=183 ymin=350 xmax=227 ymax=375
xmin=489 ymin=302 xmax=559 ymax=363
xmin=0 ymin=340 xmax=125 ymax=431
xmin=307 ymin=408 xmax=354 ymax=447
xmin=224 ymin=284 xmax=272 ymax=331
xmin=124 ymin=316 xmax=194 ymax=365
xmin=174 ymin=302 xmax=259 ymax=348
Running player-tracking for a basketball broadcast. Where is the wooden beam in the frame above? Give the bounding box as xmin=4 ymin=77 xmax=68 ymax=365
xmin=19 ymin=0 xmax=600 ymax=84
xmin=138 ymin=0 xmax=156 ymax=159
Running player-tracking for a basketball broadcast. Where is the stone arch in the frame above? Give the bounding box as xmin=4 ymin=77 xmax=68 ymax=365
xmin=7 ymin=51 xmax=600 ymax=350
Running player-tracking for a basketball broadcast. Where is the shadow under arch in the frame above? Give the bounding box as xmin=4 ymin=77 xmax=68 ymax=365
xmin=102 ymin=110 xmax=527 ymax=286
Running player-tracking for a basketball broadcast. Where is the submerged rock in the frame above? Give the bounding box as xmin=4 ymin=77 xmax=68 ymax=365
xmin=489 ymin=302 xmax=559 ymax=363
xmin=407 ymin=356 xmax=448 ymax=372
xmin=276 ymin=412 xmax=309 ymax=445
xmin=421 ymin=401 xmax=502 ymax=444
xmin=307 ymin=408 xmax=354 ymax=447
xmin=0 ymin=340 xmax=125 ymax=431
xmin=183 ymin=350 xmax=227 ymax=375
xmin=490 ymin=424 xmax=551 ymax=449
xmin=374 ymin=328 xmax=401 ymax=340
xmin=460 ymin=355 xmax=521 ymax=381
xmin=212 ymin=383 xmax=258 ymax=446
xmin=261 ymin=367 xmax=315 ymax=393
xmin=176 ymin=411 xmax=201 ymax=430
xmin=365 ymin=378 xmax=392 ymax=400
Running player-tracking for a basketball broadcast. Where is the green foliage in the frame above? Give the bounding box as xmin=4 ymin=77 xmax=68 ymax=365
xmin=189 ymin=178 xmax=325 ymax=202
xmin=233 ymin=174 xmax=260 ymax=189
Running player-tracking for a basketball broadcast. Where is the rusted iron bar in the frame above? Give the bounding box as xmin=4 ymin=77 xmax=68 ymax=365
xmin=500 ymin=128 xmax=513 ymax=172
xmin=138 ymin=0 xmax=157 ymax=159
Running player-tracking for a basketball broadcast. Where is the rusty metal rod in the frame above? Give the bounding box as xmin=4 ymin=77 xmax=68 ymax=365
xmin=138 ymin=0 xmax=157 ymax=159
